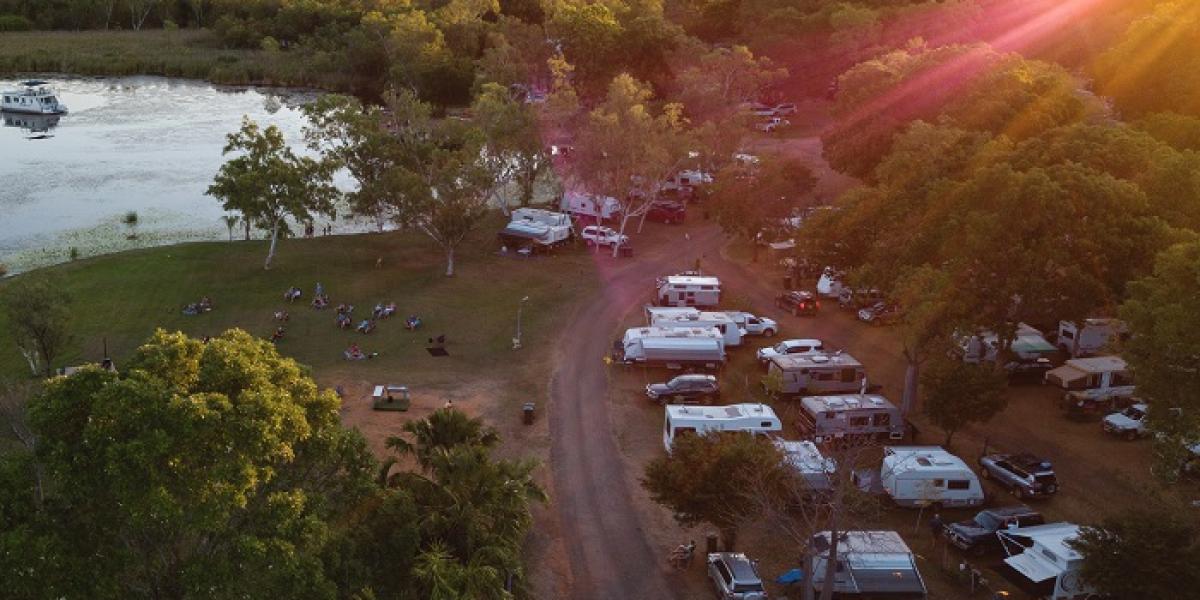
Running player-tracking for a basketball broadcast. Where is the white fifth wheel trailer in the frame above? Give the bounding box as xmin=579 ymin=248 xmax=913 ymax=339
xmin=662 ymin=403 xmax=781 ymax=451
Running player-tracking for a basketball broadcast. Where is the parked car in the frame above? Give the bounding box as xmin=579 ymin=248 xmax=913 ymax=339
xmin=979 ymin=453 xmax=1059 ymax=499
xmin=773 ymin=102 xmax=797 ymax=116
xmin=1103 ymin=402 xmax=1149 ymax=440
xmin=943 ymin=506 xmax=1045 ymax=556
xmin=579 ymin=225 xmax=628 ymax=247
xmin=706 ymin=553 xmax=768 ymax=600
xmin=645 ymin=374 xmax=720 ymax=405
xmin=756 ymin=117 xmax=790 ymax=132
xmin=645 ymin=200 xmax=686 ymax=224
xmin=775 ymin=290 xmax=819 ymax=316
xmin=756 ymin=338 xmax=825 ymax=364
xmin=857 ymin=301 xmax=901 ymax=325
xmin=837 ymin=288 xmax=884 ymax=310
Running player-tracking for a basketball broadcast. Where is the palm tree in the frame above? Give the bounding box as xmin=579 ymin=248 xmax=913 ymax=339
xmin=122 ymin=210 xmax=139 ymax=240
xmin=221 ymin=214 xmax=240 ymax=241
xmin=385 ymin=408 xmax=500 ymax=471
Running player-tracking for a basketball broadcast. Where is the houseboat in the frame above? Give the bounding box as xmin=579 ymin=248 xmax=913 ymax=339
xmin=1 ymin=81 xmax=68 ymax=115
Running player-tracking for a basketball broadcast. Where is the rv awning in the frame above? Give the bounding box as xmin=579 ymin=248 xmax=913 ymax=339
xmin=498 ymin=226 xmax=543 ymax=241
xmin=1004 ymin=552 xmax=1058 ymax=584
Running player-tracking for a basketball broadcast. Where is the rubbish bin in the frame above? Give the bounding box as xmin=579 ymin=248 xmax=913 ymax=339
xmin=522 ymin=402 xmax=536 ymax=425
xmin=783 ymin=275 xmax=794 ymax=289
xmin=705 ymin=533 xmax=719 ymax=555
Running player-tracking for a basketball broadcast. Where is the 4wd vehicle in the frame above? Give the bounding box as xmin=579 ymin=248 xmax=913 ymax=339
xmin=756 ymin=338 xmax=825 ymax=365
xmin=579 ymin=225 xmax=628 ymax=247
xmin=943 ymin=506 xmax=1045 ymax=556
xmin=645 ymin=374 xmax=720 ymax=405
xmin=837 ymin=288 xmax=884 ymax=310
xmin=646 ymin=200 xmax=686 ymax=224
xmin=706 ymin=553 xmax=767 ymax=600
xmin=775 ymin=290 xmax=819 ymax=316
xmin=857 ymin=301 xmax=901 ymax=325
xmin=1103 ymin=402 xmax=1149 ymax=440
xmin=756 ymin=117 xmax=790 ymax=132
xmin=979 ymin=453 xmax=1059 ymax=499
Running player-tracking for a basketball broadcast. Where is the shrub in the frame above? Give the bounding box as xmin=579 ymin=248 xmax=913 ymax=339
xmin=0 ymin=15 xmax=33 ymax=31
xmin=69 ymin=247 xmax=80 ymax=261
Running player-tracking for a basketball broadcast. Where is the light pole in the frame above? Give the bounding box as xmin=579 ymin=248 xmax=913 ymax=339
xmin=513 ymin=296 xmax=530 ymax=350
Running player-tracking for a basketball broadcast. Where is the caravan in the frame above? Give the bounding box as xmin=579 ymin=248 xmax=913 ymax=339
xmin=648 ymin=309 xmax=745 ymax=347
xmin=766 ymin=352 xmax=867 ymax=396
xmin=1055 ymin=318 xmax=1127 ymax=357
xmin=872 ymin=446 xmax=985 ymax=508
xmin=775 ymin=439 xmax=837 ymax=493
xmin=1044 ymin=356 xmax=1136 ymax=411
xmin=618 ymin=326 xmax=726 ymax=370
xmin=997 ymin=523 xmax=1097 ymax=600
xmin=808 ymin=531 xmax=928 ymax=599
xmin=662 ymin=403 xmax=781 ymax=451
xmin=498 ymin=208 xmax=573 ymax=249
xmin=796 ymin=394 xmax=906 ymax=443
xmin=560 ymin=191 xmax=621 ymax=221
xmin=655 ymin=275 xmax=722 ymax=307
xmin=957 ymin=323 xmax=1058 ymax=377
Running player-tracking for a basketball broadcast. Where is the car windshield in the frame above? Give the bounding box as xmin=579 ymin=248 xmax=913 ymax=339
xmin=1125 ymin=407 xmax=1145 ymax=419
xmin=774 ymin=343 xmax=788 ymax=353
xmin=975 ymin=512 xmax=1001 ymax=530
xmin=1034 ymin=474 xmax=1057 ymax=485
xmin=733 ymin=582 xmax=764 ymax=593
xmin=667 ymin=379 xmax=684 ymax=390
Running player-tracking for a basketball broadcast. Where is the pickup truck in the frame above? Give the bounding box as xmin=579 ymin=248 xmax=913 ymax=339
xmin=943 ymin=506 xmax=1045 ymax=556
xmin=580 ymin=225 xmax=628 ymax=247
xmin=1103 ymin=403 xmax=1150 ymax=440
xmin=775 ymin=290 xmax=819 ymax=316
xmin=724 ymin=312 xmax=778 ymax=337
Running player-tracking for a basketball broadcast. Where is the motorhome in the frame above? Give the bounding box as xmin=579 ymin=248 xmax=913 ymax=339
xmin=871 ymin=446 xmax=985 ymax=508
xmin=997 ymin=523 xmax=1097 ymax=600
xmin=648 ymin=310 xmax=745 ymax=347
xmin=618 ymin=326 xmax=725 ymax=370
xmin=766 ymin=353 xmax=867 ymax=396
xmin=797 ymin=394 xmax=906 ymax=443
xmin=1044 ymin=355 xmax=1135 ymax=408
xmin=1055 ymin=318 xmax=1127 ymax=357
xmin=957 ymin=323 xmax=1057 ymax=377
xmin=775 ymin=439 xmax=836 ymax=493
xmin=498 ymin=208 xmax=573 ymax=249
xmin=662 ymin=403 xmax=781 ymax=451
xmin=809 ymin=530 xmax=928 ymax=599
xmin=655 ymin=275 xmax=722 ymax=307
xmin=560 ymin=191 xmax=621 ymax=220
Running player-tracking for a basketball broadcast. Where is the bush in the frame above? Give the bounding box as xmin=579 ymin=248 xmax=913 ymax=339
xmin=0 ymin=15 xmax=34 ymax=31
xmin=0 ymin=263 xmax=8 ymax=277
xmin=69 ymin=247 xmax=80 ymax=261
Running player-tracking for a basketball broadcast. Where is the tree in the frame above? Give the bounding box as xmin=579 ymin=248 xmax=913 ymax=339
xmin=920 ymin=354 xmax=1009 ymax=447
xmin=673 ymin=45 xmax=786 ymax=121
xmin=3 ymin=329 xmax=376 ymax=597
xmin=125 ymin=0 xmax=159 ymax=30
xmin=707 ymin=155 xmax=816 ymax=258
xmin=208 ymin=117 xmax=337 ymax=269
xmin=571 ymin=73 xmax=692 ymax=254
xmin=221 ymin=214 xmax=240 ymax=241
xmin=1069 ymin=505 xmax=1200 ymax=599
xmin=643 ymin=431 xmax=786 ymax=549
xmin=121 ymin=210 xmax=138 ymax=239
xmin=1120 ymin=240 xmax=1200 ymax=478
xmin=384 ymin=407 xmax=500 ymax=472
xmin=0 ymin=274 xmax=72 ymax=377
xmin=1093 ymin=2 xmax=1200 ymax=119
xmin=473 ymin=82 xmax=552 ymax=211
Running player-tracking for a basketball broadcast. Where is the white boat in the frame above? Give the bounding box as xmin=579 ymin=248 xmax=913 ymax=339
xmin=1 ymin=80 xmax=68 ymax=115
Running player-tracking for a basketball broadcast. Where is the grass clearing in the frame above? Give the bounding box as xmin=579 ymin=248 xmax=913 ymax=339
xmin=0 ymin=30 xmax=353 ymax=91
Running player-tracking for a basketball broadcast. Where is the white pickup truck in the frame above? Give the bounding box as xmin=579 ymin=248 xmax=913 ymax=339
xmin=723 ymin=312 xmax=778 ymax=337
xmin=580 ymin=225 xmax=628 ymax=247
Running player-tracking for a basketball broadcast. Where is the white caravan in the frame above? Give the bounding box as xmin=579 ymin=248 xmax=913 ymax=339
xmin=648 ymin=310 xmax=745 ymax=347
xmin=816 ymin=267 xmax=845 ymax=298
xmin=809 ymin=531 xmax=928 ymax=599
xmin=619 ymin=326 xmax=726 ymax=370
xmin=876 ymin=446 xmax=985 ymax=508
xmin=766 ymin=352 xmax=867 ymax=396
xmin=662 ymin=403 xmax=781 ymax=451
xmin=797 ymin=394 xmax=906 ymax=443
xmin=997 ymin=523 xmax=1097 ymax=600
xmin=655 ymin=275 xmax=722 ymax=307
xmin=498 ymin=208 xmax=573 ymax=248
xmin=775 ymin=439 xmax=837 ymax=493
xmin=560 ymin=191 xmax=621 ymax=220
xmin=1055 ymin=318 xmax=1127 ymax=357
xmin=1044 ymin=356 xmax=1135 ymax=405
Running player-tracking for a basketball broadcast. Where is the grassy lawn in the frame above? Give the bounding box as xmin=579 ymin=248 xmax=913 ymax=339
xmin=0 ymin=220 xmax=598 ymax=417
xmin=0 ymin=29 xmax=348 ymax=90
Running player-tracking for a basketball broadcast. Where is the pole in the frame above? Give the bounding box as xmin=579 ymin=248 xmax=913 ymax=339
xmin=514 ymin=296 xmax=529 ymax=350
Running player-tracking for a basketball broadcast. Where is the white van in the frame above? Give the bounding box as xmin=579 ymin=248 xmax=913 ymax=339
xmin=1056 ymin=318 xmax=1127 ymax=357
xmin=873 ymin=446 xmax=985 ymax=508
xmin=655 ymin=275 xmax=722 ymax=307
xmin=662 ymin=403 xmax=781 ymax=452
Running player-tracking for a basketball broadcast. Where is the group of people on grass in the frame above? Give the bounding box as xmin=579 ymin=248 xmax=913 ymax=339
xmin=264 ymin=283 xmax=424 ymax=359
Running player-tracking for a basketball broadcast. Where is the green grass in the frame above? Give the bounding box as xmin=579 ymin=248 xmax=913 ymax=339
xmin=0 ymin=221 xmax=598 ymax=396
xmin=0 ymin=30 xmax=355 ymax=91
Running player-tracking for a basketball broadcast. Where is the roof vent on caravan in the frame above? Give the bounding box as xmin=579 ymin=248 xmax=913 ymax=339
xmin=811 ymin=355 xmax=830 ymax=364
xmin=724 ymin=406 xmax=741 ymax=418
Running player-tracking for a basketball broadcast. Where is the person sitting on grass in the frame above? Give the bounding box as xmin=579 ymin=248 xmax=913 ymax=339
xmin=270 ymin=327 xmax=286 ymax=343
xmin=198 ymin=296 xmax=213 ymax=312
xmin=336 ymin=313 xmax=352 ymax=329
xmin=344 ymin=343 xmax=366 ymax=361
xmin=356 ymin=319 xmax=376 ymax=334
xmin=273 ymin=310 xmax=289 ymax=321
xmin=382 ymin=302 xmax=397 ymax=318
xmin=284 ymin=287 xmax=302 ymax=302
xmin=373 ymin=303 xmax=385 ymax=319
xmin=336 ymin=303 xmax=353 ymax=315
xmin=311 ymin=294 xmax=329 ymax=309
xmin=182 ymin=303 xmax=200 ymax=316
xmin=405 ymin=315 xmax=422 ymax=330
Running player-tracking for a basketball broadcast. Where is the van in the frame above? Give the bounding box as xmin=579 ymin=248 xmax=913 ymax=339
xmin=766 ymin=353 xmax=866 ymax=396
xmin=655 ymin=275 xmax=722 ymax=307
xmin=871 ymin=446 xmax=985 ymax=508
xmin=662 ymin=403 xmax=781 ymax=451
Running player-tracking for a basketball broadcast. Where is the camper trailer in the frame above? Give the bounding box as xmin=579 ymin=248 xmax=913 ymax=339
xmin=766 ymin=353 xmax=867 ymax=396
xmin=775 ymin=439 xmax=836 ymax=493
xmin=809 ymin=531 xmax=928 ymax=599
xmin=1055 ymin=318 xmax=1127 ymax=357
xmin=957 ymin=323 xmax=1058 ymax=377
xmin=498 ymin=208 xmax=573 ymax=249
xmin=662 ymin=403 xmax=781 ymax=451
xmin=797 ymin=394 xmax=906 ymax=443
xmin=1044 ymin=356 xmax=1135 ymax=410
xmin=997 ymin=523 xmax=1097 ymax=600
xmin=648 ymin=310 xmax=745 ymax=347
xmin=873 ymin=446 xmax=985 ymax=508
xmin=816 ymin=267 xmax=845 ymax=298
xmin=655 ymin=275 xmax=722 ymax=307
xmin=560 ymin=191 xmax=621 ymax=220
xmin=618 ymin=326 xmax=726 ymax=370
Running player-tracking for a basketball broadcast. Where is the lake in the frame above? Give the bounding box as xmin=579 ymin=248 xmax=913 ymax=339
xmin=0 ymin=76 xmax=356 ymax=274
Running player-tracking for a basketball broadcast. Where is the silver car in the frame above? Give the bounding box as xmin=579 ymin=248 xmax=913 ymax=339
xmin=707 ymin=553 xmax=767 ymax=600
